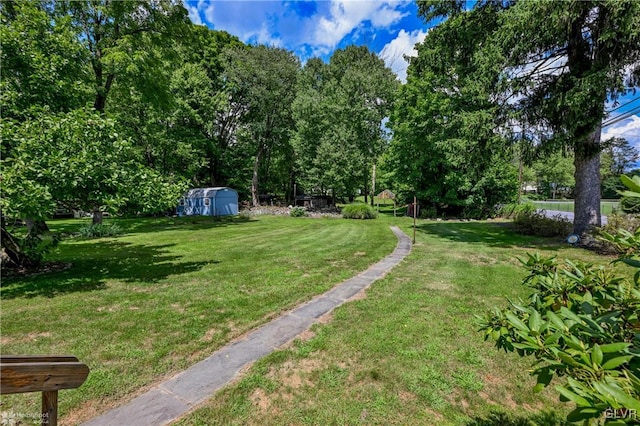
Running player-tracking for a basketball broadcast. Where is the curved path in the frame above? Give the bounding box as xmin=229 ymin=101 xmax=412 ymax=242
xmin=83 ymin=226 xmax=411 ymax=426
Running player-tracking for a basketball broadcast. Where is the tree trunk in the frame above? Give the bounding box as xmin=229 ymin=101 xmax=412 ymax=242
xmin=370 ymin=163 xmax=376 ymax=207
xmin=363 ymin=176 xmax=368 ymax=204
xmin=26 ymin=219 xmax=49 ymax=235
xmin=251 ymin=146 xmax=264 ymax=207
xmin=573 ymin=127 xmax=601 ymax=235
xmin=92 ymin=211 xmax=103 ymax=225
xmin=1 ymin=226 xmax=39 ymax=269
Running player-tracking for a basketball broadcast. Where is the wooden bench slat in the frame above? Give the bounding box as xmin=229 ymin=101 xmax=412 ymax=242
xmin=0 ymin=362 xmax=89 ymax=394
xmin=0 ymin=355 xmax=79 ymax=364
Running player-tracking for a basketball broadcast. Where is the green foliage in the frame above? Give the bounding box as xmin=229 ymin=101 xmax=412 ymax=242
xmin=58 ymin=0 xmax=191 ymax=113
xmin=481 ymin=174 xmax=640 ymax=424
xmin=387 ymin=4 xmax=518 ymax=218
xmin=222 ymin=45 xmax=300 ymax=206
xmin=77 ymin=223 xmax=123 ymax=238
xmin=289 ymin=207 xmax=307 ymax=218
xmin=342 ymin=204 xmax=377 ymax=220
xmin=1 ymin=110 xmax=186 ymax=219
xmin=0 ymin=1 xmax=91 ymax=120
xmin=532 ymin=152 xmax=575 ymax=199
xmin=512 ymin=210 xmax=573 ymax=238
xmin=419 ymin=206 xmax=437 ymax=219
xmin=293 ymin=47 xmax=398 ymax=201
xmin=621 ymin=197 xmax=640 ymax=215
xmin=595 ymin=214 xmax=640 ymax=256
xmin=479 ymin=254 xmax=640 ymax=423
xmin=415 ymin=1 xmax=640 ymax=233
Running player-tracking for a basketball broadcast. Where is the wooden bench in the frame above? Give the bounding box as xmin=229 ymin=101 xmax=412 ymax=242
xmin=1 ymin=355 xmax=89 ymax=426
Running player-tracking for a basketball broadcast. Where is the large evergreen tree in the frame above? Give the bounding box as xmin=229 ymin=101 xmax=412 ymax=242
xmin=388 ymin=2 xmax=518 ymax=218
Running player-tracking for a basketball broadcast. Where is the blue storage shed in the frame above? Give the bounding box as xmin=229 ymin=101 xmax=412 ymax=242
xmin=177 ymin=187 xmax=239 ymax=217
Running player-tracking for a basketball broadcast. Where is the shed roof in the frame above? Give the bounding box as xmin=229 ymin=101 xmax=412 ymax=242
xmin=184 ymin=187 xmax=236 ymax=198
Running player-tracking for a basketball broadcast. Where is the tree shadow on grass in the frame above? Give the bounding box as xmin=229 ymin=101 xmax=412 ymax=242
xmin=465 ymin=410 xmax=568 ymax=426
xmin=417 ymin=221 xmax=564 ymax=250
xmin=48 ymin=215 xmax=257 ymax=236
xmin=0 ymin=241 xmax=212 ymax=299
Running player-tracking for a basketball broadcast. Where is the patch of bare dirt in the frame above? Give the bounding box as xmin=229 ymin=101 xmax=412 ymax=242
xmin=250 ymin=388 xmax=271 ymax=412
xmin=483 ymin=373 xmax=507 ymax=386
xmin=347 ymin=289 xmax=367 ymax=301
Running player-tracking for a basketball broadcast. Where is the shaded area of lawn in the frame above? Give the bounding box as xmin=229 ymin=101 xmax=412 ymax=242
xmin=1 ymin=241 xmax=211 ymax=299
xmin=465 ymin=410 xmax=568 ymax=426
xmin=417 ymin=220 xmax=563 ymax=249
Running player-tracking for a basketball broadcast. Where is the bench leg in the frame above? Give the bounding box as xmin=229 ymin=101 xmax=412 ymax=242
xmin=42 ymin=390 xmax=58 ymax=426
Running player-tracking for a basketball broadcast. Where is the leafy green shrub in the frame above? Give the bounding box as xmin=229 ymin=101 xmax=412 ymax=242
xmin=290 ymin=206 xmax=307 ymax=217
xmin=419 ymin=206 xmax=437 ymax=219
xmin=342 ymin=203 xmax=377 ymax=219
xmin=479 ymin=253 xmax=640 ymax=424
xmin=78 ymin=223 xmax=122 ymax=238
xmin=480 ymin=174 xmax=640 ymax=424
xmin=621 ymin=196 xmax=640 ymax=214
xmin=594 ymin=213 xmax=640 ymax=255
xmin=512 ymin=209 xmax=572 ymax=237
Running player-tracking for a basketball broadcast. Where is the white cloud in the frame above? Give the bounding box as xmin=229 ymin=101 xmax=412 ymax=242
xmin=378 ymin=29 xmax=427 ymax=82
xmin=602 ymin=114 xmax=640 ymax=151
xmin=186 ymin=3 xmax=202 ymax=25
xmin=313 ymin=1 xmax=408 ymax=48
xmin=198 ymin=0 xmax=215 ymax=24
xmin=247 ymin=22 xmax=283 ymax=47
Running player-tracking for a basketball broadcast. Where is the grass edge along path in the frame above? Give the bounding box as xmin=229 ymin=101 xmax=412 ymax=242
xmin=81 ymin=227 xmax=411 ymax=426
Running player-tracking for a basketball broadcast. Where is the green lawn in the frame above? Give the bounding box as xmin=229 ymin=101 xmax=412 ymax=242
xmin=0 ymin=215 xmax=398 ymax=424
xmin=175 ymin=220 xmax=624 ymax=426
xmin=1 ymin=216 xmax=627 ymax=425
xmin=532 ymin=200 xmax=620 ymax=215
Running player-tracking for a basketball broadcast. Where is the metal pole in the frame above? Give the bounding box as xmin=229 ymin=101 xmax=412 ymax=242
xmin=413 ymin=195 xmax=416 ymax=244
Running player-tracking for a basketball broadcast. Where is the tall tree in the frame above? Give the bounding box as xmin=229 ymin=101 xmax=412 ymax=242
xmin=167 ymin=26 xmax=246 ymax=186
xmin=497 ymin=0 xmax=640 ymax=234
xmin=389 ymin=2 xmax=518 ymax=217
xmin=223 ymin=45 xmax=300 ymax=206
xmin=58 ymin=0 xmax=190 ymax=114
xmin=293 ymin=46 xmax=398 ymax=202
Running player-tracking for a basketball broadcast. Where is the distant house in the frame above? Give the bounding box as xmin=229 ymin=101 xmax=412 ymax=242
xmin=177 ymin=187 xmax=239 ymax=217
xmin=295 ymin=195 xmax=333 ymax=209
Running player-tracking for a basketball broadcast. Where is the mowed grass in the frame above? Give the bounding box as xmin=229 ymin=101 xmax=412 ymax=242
xmin=0 ymin=215 xmax=398 ymax=424
xmin=175 ymin=220 xmax=625 ymax=426
xmin=533 ymin=200 xmax=619 ymax=215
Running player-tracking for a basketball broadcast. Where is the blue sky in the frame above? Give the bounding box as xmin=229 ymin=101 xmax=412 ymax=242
xmin=186 ymin=0 xmax=640 ymax=165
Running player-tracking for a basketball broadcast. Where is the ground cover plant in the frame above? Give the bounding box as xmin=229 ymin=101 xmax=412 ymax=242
xmin=175 ymin=220 xmax=632 ymax=425
xmin=342 ymin=203 xmax=378 ymax=219
xmin=0 ymin=215 xmax=397 ymax=424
